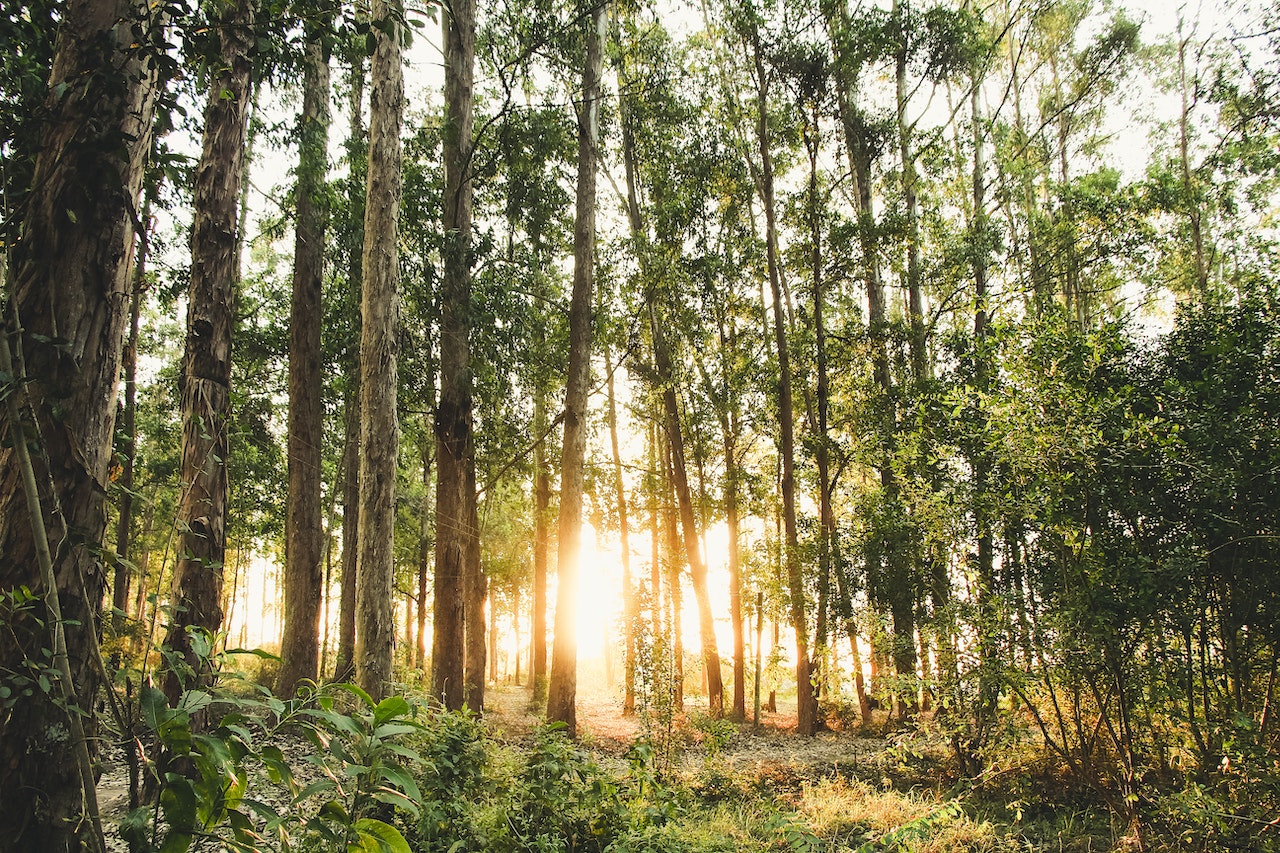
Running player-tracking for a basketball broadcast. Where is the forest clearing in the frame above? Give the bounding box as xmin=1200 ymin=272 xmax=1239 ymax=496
xmin=0 ymin=0 xmax=1277 ymax=849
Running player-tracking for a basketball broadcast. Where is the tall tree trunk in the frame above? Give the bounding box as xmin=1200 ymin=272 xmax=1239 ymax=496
xmin=355 ymin=0 xmax=403 ymax=702
xmin=0 ymin=0 xmax=157 ymax=844
xmin=433 ymin=0 xmax=476 ymax=711
xmin=416 ymin=419 xmax=432 ymax=672
xmin=661 ymin=434 xmax=685 ymax=713
xmin=605 ymin=348 xmax=637 ymax=715
xmin=113 ymin=236 xmax=146 ymax=631
xmin=650 ymin=309 xmax=724 ymax=716
xmin=464 ymin=460 xmax=486 ymax=709
xmin=164 ymin=0 xmax=255 ymax=706
xmin=547 ymin=0 xmax=606 ymax=735
xmin=894 ymin=0 xmax=926 ymax=381
xmin=748 ymin=26 xmax=817 ymax=736
xmin=279 ymin=33 xmax=331 ymax=698
xmin=720 ymin=387 xmax=745 ymax=721
xmin=333 ymin=51 xmax=366 ymax=683
xmin=531 ymin=388 xmax=550 ymax=703
xmin=1177 ymin=18 xmax=1208 ymax=296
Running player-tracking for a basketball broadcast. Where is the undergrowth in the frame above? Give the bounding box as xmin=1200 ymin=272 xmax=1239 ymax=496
xmin=112 ymin=677 xmax=1279 ymax=853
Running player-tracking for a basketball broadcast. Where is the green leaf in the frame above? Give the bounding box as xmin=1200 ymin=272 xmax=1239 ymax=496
xmin=377 ymin=763 xmax=421 ymax=804
xmin=372 ymin=695 xmax=410 ymax=726
xmin=349 ymin=818 xmax=411 ymax=853
xmin=333 ymin=681 xmax=376 ymax=708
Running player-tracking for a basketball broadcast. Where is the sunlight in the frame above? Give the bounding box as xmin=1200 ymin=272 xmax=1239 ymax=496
xmin=572 ymin=522 xmax=623 ymax=662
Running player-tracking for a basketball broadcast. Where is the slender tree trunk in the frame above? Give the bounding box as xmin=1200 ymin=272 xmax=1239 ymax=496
xmin=661 ymin=435 xmax=685 ymax=713
xmin=416 ymin=422 xmax=432 ymax=672
xmin=278 ymin=33 xmax=331 ymax=698
xmin=113 ymin=238 xmax=145 ymax=631
xmin=0 ymin=0 xmax=157 ymax=844
xmin=547 ymin=0 xmax=606 ymax=735
xmin=749 ymin=28 xmax=817 ymax=736
xmin=464 ymin=460 xmax=486 ymax=709
xmin=650 ymin=309 xmax=724 ymax=715
xmin=334 ymin=377 xmax=360 ymax=681
xmin=1177 ymin=19 xmax=1208 ymax=295
xmin=894 ymin=0 xmax=926 ymax=381
xmin=531 ymin=388 xmax=550 ymax=703
xmin=333 ymin=52 xmax=365 ymax=683
xmin=164 ymin=0 xmax=254 ymax=706
xmin=355 ymin=0 xmax=403 ymax=702
xmin=726 ymin=428 xmax=746 ymax=721
xmin=606 ymin=348 xmax=637 ymax=715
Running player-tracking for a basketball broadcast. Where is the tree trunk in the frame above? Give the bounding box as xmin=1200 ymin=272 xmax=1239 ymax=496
xmin=112 ymin=240 xmax=145 ymax=632
xmin=650 ymin=307 xmax=724 ymax=716
xmin=894 ymin=0 xmax=927 ymax=381
xmin=416 ymin=420 xmax=432 ymax=673
xmin=355 ymin=0 xmax=403 ymax=702
xmin=0 ymin=0 xmax=157 ymax=845
xmin=278 ymin=33 xmax=331 ymax=698
xmin=531 ymin=388 xmax=550 ymax=703
xmin=164 ymin=0 xmax=255 ymax=706
xmin=605 ymin=348 xmax=637 ymax=716
xmin=433 ymin=0 xmax=476 ymax=711
xmin=333 ymin=51 xmax=365 ymax=683
xmin=464 ymin=461 xmax=486 ymax=710
xmin=547 ymin=0 xmax=605 ymax=736
xmin=749 ymin=28 xmax=817 ymax=736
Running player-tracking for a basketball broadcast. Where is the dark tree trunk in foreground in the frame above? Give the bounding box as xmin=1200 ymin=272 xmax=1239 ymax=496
xmin=0 ymin=0 xmax=157 ymax=845
xmin=278 ymin=33 xmax=331 ymax=698
xmin=164 ymin=0 xmax=255 ymax=705
xmin=355 ymin=0 xmax=403 ymax=702
xmin=547 ymin=0 xmax=606 ymax=736
xmin=433 ymin=0 xmax=477 ymax=711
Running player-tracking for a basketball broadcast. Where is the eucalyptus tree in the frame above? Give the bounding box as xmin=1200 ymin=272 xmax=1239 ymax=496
xmin=433 ymin=0 xmax=479 ymax=712
xmin=616 ymin=14 xmax=734 ymax=718
xmin=0 ymin=0 xmax=160 ymax=841
xmin=333 ymin=44 xmax=366 ymax=682
xmin=164 ymin=0 xmax=257 ymax=704
xmin=728 ymin=0 xmax=820 ymax=735
xmin=278 ymin=20 xmax=332 ymax=698
xmin=355 ymin=0 xmax=404 ymax=702
xmin=548 ymin=0 xmax=607 ymax=735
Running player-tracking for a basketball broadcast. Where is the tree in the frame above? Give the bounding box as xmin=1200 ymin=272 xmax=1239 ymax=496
xmin=741 ymin=8 xmax=819 ymax=736
xmin=0 ymin=0 xmax=159 ymax=842
xmin=355 ymin=0 xmax=404 ymax=702
xmin=433 ymin=0 xmax=479 ymax=712
xmin=332 ymin=46 xmax=365 ymax=683
xmin=164 ymin=0 xmax=256 ymax=705
xmin=278 ymin=27 xmax=331 ymax=698
xmin=547 ymin=0 xmax=607 ymax=735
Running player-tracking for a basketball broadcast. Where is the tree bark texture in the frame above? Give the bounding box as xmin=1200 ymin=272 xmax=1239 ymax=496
xmin=164 ymin=0 xmax=254 ymax=705
xmin=547 ymin=0 xmax=606 ymax=736
xmin=278 ymin=35 xmax=330 ymax=698
xmin=355 ymin=0 xmax=403 ymax=702
xmin=433 ymin=0 xmax=477 ymax=711
xmin=0 ymin=0 xmax=158 ymax=845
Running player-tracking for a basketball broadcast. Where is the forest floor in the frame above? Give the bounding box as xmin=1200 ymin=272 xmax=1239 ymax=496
xmin=94 ymin=680 xmax=1128 ymax=852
